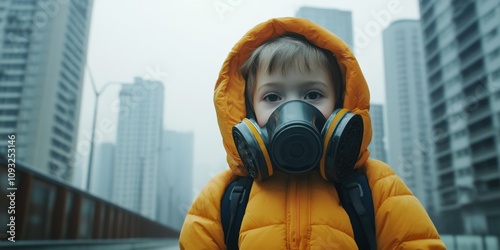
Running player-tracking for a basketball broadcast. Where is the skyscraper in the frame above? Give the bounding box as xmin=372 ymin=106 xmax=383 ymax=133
xmin=91 ymin=143 xmax=115 ymax=201
xmin=419 ymin=0 xmax=500 ymax=235
xmin=368 ymin=103 xmax=387 ymax=163
xmin=112 ymin=77 xmax=164 ymax=220
xmin=0 ymin=0 xmax=93 ymax=181
xmin=383 ymin=20 xmax=437 ymax=220
xmin=157 ymin=130 xmax=194 ymax=230
xmin=295 ymin=6 xmax=353 ymax=49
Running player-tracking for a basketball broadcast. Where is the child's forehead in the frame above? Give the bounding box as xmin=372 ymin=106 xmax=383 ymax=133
xmin=255 ymin=47 xmax=328 ymax=77
xmin=255 ymin=64 xmax=332 ymax=89
xmin=256 ymin=60 xmax=328 ymax=78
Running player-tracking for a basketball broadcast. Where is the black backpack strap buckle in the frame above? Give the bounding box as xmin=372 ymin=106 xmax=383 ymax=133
xmin=229 ymin=186 xmax=246 ymax=204
xmin=340 ymin=174 xmax=376 ymax=250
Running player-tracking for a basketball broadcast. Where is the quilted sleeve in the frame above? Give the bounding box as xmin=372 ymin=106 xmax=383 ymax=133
xmin=365 ymin=159 xmax=446 ymax=250
xmin=179 ymin=170 xmax=234 ymax=250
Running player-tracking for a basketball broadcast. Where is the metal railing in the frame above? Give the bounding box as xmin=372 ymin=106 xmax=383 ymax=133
xmin=0 ymin=155 xmax=179 ymax=243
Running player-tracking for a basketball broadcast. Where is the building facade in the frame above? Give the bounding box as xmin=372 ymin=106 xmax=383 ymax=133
xmin=91 ymin=142 xmax=115 ymax=201
xmin=383 ymin=20 xmax=438 ymax=221
xmin=295 ymin=6 xmax=353 ymax=49
xmin=157 ymin=130 xmax=194 ymax=231
xmin=419 ymin=0 xmax=500 ymax=235
xmin=368 ymin=103 xmax=387 ymax=163
xmin=112 ymin=77 xmax=164 ymax=220
xmin=0 ymin=0 xmax=93 ymax=182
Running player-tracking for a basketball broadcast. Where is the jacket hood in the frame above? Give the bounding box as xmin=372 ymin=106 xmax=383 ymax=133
xmin=214 ymin=17 xmax=372 ymax=176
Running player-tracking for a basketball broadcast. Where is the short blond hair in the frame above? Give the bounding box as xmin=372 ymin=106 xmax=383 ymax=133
xmin=241 ymin=33 xmax=344 ymax=117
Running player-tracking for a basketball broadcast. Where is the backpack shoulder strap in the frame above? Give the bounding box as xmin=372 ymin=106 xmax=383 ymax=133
xmin=221 ymin=174 xmax=375 ymax=250
xmin=221 ymin=177 xmax=253 ymax=250
xmin=335 ymin=172 xmax=376 ymax=250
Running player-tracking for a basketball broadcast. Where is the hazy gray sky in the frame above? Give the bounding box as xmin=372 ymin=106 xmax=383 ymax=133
xmin=76 ymin=0 xmax=420 ymax=192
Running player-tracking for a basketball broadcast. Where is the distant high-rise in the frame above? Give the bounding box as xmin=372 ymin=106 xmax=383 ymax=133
xmin=91 ymin=143 xmax=115 ymax=201
xmin=383 ymin=20 xmax=437 ymax=220
xmin=296 ymin=6 xmax=353 ymax=49
xmin=0 ymin=0 xmax=93 ymax=182
xmin=157 ymin=130 xmax=194 ymax=231
xmin=368 ymin=104 xmax=387 ymax=163
xmin=112 ymin=77 xmax=164 ymax=220
xmin=419 ymin=0 xmax=500 ymax=235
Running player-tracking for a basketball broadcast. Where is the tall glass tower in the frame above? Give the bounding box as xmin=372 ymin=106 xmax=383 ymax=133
xmin=383 ymin=19 xmax=438 ymax=222
xmin=0 ymin=0 xmax=94 ymax=182
xmin=296 ymin=6 xmax=353 ymax=49
xmin=368 ymin=103 xmax=387 ymax=163
xmin=419 ymin=0 xmax=500 ymax=235
xmin=113 ymin=77 xmax=164 ymax=220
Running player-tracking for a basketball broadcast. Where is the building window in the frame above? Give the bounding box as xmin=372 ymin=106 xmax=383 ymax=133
xmin=2 ymin=42 xmax=29 ymax=50
xmin=487 ymin=214 xmax=500 ymax=236
xmin=54 ymin=114 xmax=74 ymax=132
xmin=441 ymin=190 xmax=457 ymax=206
xmin=0 ymin=121 xmax=17 ymax=128
xmin=492 ymin=68 xmax=500 ymax=81
xmin=481 ymin=8 xmax=496 ymax=24
xmin=453 ymin=129 xmax=468 ymax=139
xmin=60 ymin=71 xmax=78 ymax=89
xmin=53 ymin=127 xmax=72 ymax=142
xmin=61 ymin=61 xmax=80 ymax=81
xmin=11 ymin=0 xmax=37 ymax=5
xmin=457 ymin=167 xmax=472 ymax=177
xmin=51 ymin=138 xmax=71 ymax=153
xmin=0 ymin=64 xmax=26 ymax=70
xmin=50 ymin=150 xmax=69 ymax=164
xmin=0 ymin=109 xmax=19 ymax=116
xmin=485 ymin=28 xmax=498 ymax=42
xmin=55 ymin=104 xmax=66 ymax=114
xmin=1 ymin=53 xmax=28 ymax=59
xmin=0 ymin=97 xmax=21 ymax=104
xmin=443 ymin=60 xmax=459 ymax=73
xmin=456 ymin=148 xmax=470 ymax=158
xmin=0 ymin=74 xmax=24 ymax=81
xmin=489 ymin=47 xmax=500 ymax=61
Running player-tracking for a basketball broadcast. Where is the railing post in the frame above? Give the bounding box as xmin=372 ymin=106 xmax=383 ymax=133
xmin=17 ymin=173 xmax=32 ymax=240
xmin=103 ymin=205 xmax=111 ymax=239
xmin=68 ymin=195 xmax=82 ymax=239
xmin=50 ymin=187 xmax=67 ymax=239
xmin=121 ymin=212 xmax=126 ymax=238
xmin=92 ymin=202 xmax=102 ymax=239
xmin=113 ymin=209 xmax=120 ymax=238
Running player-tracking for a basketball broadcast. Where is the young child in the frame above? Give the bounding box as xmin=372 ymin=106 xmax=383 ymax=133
xmin=180 ymin=17 xmax=445 ymax=249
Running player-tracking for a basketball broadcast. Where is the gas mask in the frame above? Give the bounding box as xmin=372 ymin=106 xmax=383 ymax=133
xmin=232 ymin=100 xmax=364 ymax=182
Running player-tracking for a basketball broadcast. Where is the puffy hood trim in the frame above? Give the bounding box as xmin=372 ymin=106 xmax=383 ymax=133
xmin=214 ymin=17 xmax=372 ymax=176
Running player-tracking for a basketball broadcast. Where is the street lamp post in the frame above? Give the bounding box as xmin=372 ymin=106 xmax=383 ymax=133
xmin=86 ymin=66 xmax=122 ymax=192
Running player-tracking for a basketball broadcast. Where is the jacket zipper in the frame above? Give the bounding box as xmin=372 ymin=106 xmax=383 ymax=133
xmin=289 ymin=174 xmax=313 ymax=249
xmin=295 ymin=176 xmax=300 ymax=249
xmin=287 ymin=175 xmax=295 ymax=249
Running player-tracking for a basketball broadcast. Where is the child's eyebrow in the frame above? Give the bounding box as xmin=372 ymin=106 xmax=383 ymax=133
xmin=257 ymin=81 xmax=329 ymax=92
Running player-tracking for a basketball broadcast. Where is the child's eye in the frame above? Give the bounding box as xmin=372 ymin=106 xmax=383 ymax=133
xmin=304 ymin=91 xmax=323 ymax=100
xmin=263 ymin=93 xmax=281 ymax=102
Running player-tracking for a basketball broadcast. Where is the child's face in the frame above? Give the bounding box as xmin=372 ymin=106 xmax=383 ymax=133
xmin=252 ymin=66 xmax=336 ymax=127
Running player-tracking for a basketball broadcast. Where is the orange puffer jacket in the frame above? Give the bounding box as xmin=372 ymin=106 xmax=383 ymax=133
xmin=180 ymin=17 xmax=445 ymax=249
